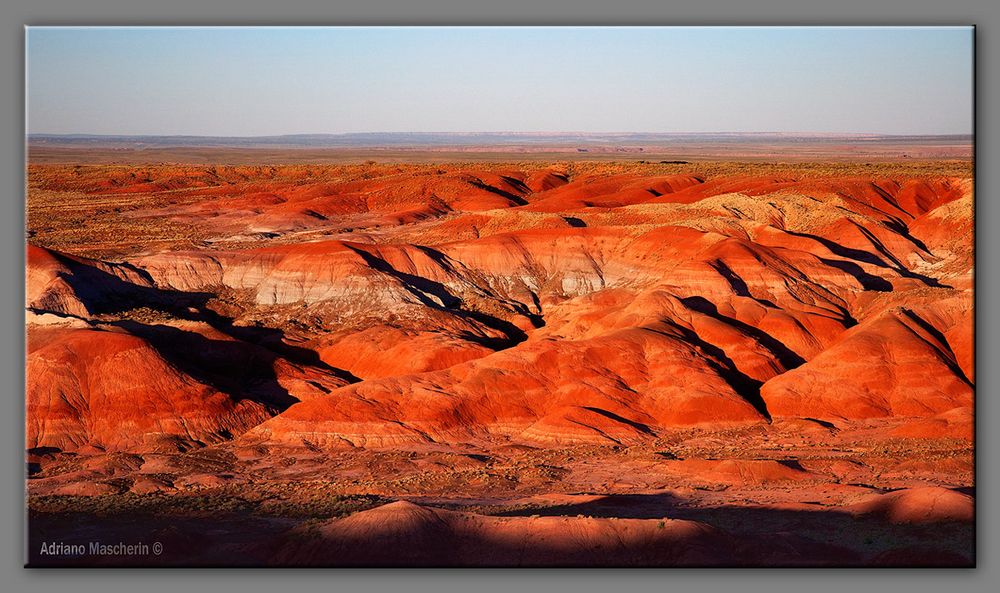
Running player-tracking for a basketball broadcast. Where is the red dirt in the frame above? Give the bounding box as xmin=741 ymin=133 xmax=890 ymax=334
xmin=25 ymin=159 xmax=974 ymax=567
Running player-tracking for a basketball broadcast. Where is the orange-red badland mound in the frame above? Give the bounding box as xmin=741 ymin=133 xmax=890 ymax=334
xmin=849 ymin=486 xmax=974 ymax=524
xmin=26 ymin=164 xmax=974 ymax=452
xmin=271 ymin=500 xmax=736 ymax=566
xmin=27 ymin=326 xmax=273 ymax=453
xmin=25 ymin=160 xmax=975 ymax=567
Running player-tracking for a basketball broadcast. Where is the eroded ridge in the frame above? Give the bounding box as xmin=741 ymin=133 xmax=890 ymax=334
xmin=27 ymin=160 xmax=974 ymax=566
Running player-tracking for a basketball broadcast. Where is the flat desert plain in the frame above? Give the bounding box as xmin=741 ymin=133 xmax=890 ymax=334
xmin=25 ymin=149 xmax=974 ymax=566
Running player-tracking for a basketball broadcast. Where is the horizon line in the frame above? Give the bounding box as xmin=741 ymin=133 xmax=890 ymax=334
xmin=28 ymin=131 xmax=974 ymax=138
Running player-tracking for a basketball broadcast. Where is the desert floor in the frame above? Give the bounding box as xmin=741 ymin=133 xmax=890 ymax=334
xmin=26 ymin=153 xmax=974 ymax=566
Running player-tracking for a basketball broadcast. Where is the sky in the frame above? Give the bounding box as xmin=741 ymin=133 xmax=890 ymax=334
xmin=26 ymin=26 xmax=974 ymax=136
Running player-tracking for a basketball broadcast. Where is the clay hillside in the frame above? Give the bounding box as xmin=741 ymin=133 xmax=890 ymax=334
xmin=26 ymin=159 xmax=974 ymax=566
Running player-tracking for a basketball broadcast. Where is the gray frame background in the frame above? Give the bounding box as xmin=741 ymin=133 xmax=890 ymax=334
xmin=1 ymin=1 xmax=995 ymax=592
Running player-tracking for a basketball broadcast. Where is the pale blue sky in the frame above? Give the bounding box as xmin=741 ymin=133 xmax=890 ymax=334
xmin=26 ymin=26 xmax=973 ymax=136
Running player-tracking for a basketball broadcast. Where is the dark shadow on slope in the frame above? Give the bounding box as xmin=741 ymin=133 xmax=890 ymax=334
xmin=776 ymin=459 xmax=808 ymax=471
xmin=40 ymin=250 xmax=361 ymax=386
xmin=498 ymin=175 xmax=534 ymax=196
xmin=302 ymin=209 xmax=329 ymax=221
xmin=867 ymin=182 xmax=911 ymax=219
xmin=783 ymin=227 xmax=948 ymax=289
xmin=344 ymin=244 xmax=537 ymax=349
xmin=26 ymin=491 xmax=973 ymax=567
xmin=706 ymin=260 xmax=779 ymax=309
xmin=654 ymin=322 xmax=771 ymax=421
xmin=468 ymin=178 xmax=529 ymax=206
xmin=580 ymin=407 xmax=656 ymax=435
xmin=851 ymin=223 xmax=949 ymax=288
xmin=492 ymin=488 xmax=965 ymax=526
xmin=484 ymin=492 xmax=971 ymax=566
xmin=175 ymin=303 xmax=361 ymax=383
xmin=802 ymin=417 xmax=838 ymax=430
xmin=784 ymin=229 xmax=889 ymax=268
xmin=679 ymin=296 xmax=806 ymax=370
xmin=899 ymin=308 xmax=974 ymax=388
xmin=883 ymin=218 xmax=932 ymax=254
xmin=709 ymin=259 xmax=752 ymax=298
xmin=343 ymin=243 xmax=461 ymax=308
xmin=818 ymin=258 xmax=893 ymax=292
xmin=409 ymin=243 xmax=541 ymax=332
xmin=110 ymin=320 xmax=301 ymax=410
xmin=563 ymin=216 xmax=587 ymax=228
xmin=452 ymin=312 xmax=530 ymax=351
